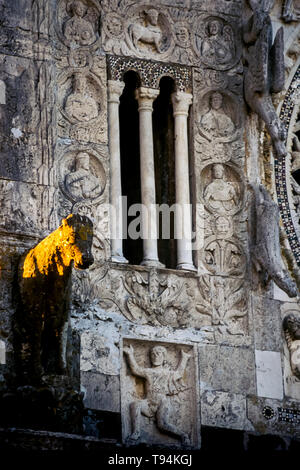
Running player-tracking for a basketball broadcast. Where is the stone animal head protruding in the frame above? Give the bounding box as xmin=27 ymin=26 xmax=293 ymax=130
xmin=60 ymin=214 xmax=94 ymax=270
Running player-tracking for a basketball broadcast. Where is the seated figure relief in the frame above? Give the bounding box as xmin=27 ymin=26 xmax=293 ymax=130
xmin=124 ymin=344 xmax=191 ymax=446
xmin=201 ymin=19 xmax=234 ymax=65
xmin=65 ymin=74 xmax=98 ymax=122
xmin=203 ymin=163 xmax=240 ymax=215
xmin=65 ymin=152 xmax=103 ymax=202
xmin=199 ymin=91 xmax=235 ymax=139
xmin=64 ymin=0 xmax=97 ymax=46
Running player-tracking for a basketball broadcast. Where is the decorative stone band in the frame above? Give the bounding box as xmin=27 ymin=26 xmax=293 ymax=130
xmin=276 ymin=65 xmax=300 ymax=267
xmin=107 ymin=54 xmax=192 ymax=92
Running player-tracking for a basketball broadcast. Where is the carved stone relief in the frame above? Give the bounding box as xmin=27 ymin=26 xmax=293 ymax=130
xmin=197 ymin=90 xmax=240 ymax=143
xmin=122 ymin=269 xmax=194 ymax=327
xmin=124 ymin=6 xmax=174 ymax=60
xmin=283 ymin=312 xmax=300 ymax=380
xmin=193 ymin=15 xmax=239 ymax=70
xmin=57 ymin=59 xmax=107 ymax=144
xmin=201 ymin=237 xmax=246 ymax=277
xmin=282 ymin=305 xmax=300 ymax=400
xmin=56 ymin=0 xmax=100 ymax=48
xmin=121 ymin=339 xmax=200 ymax=448
xmin=282 ymin=0 xmax=300 ymax=22
xmin=58 ymin=148 xmax=106 ymax=205
xmin=200 ymin=163 xmax=242 ymax=216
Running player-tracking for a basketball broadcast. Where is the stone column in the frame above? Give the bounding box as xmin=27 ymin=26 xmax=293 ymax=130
xmin=171 ymin=91 xmax=196 ymax=271
xmin=107 ymin=79 xmax=128 ymax=263
xmin=135 ymin=87 xmax=162 ymax=267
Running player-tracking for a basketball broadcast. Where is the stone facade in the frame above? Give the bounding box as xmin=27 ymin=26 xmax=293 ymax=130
xmin=0 ymin=0 xmax=299 ymax=451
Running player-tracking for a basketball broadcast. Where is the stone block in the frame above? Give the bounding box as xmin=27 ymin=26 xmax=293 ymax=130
xmin=201 ymin=390 xmax=253 ymax=431
xmin=80 ymin=331 xmax=120 ymax=375
xmin=255 ymin=350 xmax=284 ymax=400
xmin=81 ymin=371 xmax=120 ymax=413
xmin=199 ymin=344 xmax=256 ymax=394
xmin=252 ymin=295 xmax=282 ymax=351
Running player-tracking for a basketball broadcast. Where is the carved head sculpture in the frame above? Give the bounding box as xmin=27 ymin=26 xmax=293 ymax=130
xmin=208 ymin=20 xmax=221 ymax=36
xmin=150 ymin=346 xmax=167 ymax=367
xmin=212 ymin=163 xmax=225 ymax=179
xmin=70 ymin=0 xmax=87 ymax=18
xmin=107 ymin=15 xmax=123 ymax=36
xmin=146 ymin=9 xmax=159 ymax=26
xmin=175 ymin=24 xmax=189 ymax=45
xmin=75 ymin=151 xmax=90 ymax=172
xmin=210 ymin=91 xmax=223 ymax=110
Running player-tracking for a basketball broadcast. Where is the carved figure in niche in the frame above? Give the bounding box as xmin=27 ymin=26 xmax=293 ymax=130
xmin=283 ymin=313 xmax=300 ymax=379
xmin=201 ymin=19 xmax=234 ymax=66
xmin=124 ymin=344 xmax=191 ymax=445
xmin=65 ymin=152 xmax=103 ymax=202
xmin=203 ymin=164 xmax=239 ymax=214
xmin=15 ymin=214 xmax=94 ymax=384
xmin=64 ymin=0 xmax=96 ymax=46
xmin=65 ymin=74 xmax=98 ymax=122
xmin=252 ymin=185 xmax=298 ymax=297
xmin=243 ymin=0 xmax=286 ymax=158
xmin=129 ymin=9 xmax=162 ymax=52
xmin=200 ymin=92 xmax=235 ymax=138
xmin=282 ymin=0 xmax=300 ymax=21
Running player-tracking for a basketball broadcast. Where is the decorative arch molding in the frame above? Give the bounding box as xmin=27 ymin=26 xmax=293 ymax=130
xmin=275 ymin=63 xmax=300 ymax=267
xmin=107 ymin=54 xmax=192 ymax=91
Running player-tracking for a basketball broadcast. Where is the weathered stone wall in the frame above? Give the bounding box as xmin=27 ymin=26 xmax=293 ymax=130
xmin=0 ymin=0 xmax=299 ymax=448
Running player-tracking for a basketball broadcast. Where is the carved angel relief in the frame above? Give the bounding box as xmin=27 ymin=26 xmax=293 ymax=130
xmin=193 ymin=15 xmax=239 ymax=70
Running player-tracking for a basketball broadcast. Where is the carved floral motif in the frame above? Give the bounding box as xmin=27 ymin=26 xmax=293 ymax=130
xmin=197 ymin=275 xmax=248 ymax=335
xmin=123 ymin=270 xmax=193 ymax=327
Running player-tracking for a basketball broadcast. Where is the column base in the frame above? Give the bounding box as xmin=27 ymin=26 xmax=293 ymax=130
xmin=111 ymin=255 xmax=129 ymax=264
xmin=141 ymin=259 xmax=165 ymax=268
xmin=176 ymin=263 xmax=197 ymax=272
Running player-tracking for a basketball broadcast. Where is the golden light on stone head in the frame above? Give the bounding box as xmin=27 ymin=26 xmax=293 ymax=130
xmin=22 ymin=214 xmax=93 ymax=278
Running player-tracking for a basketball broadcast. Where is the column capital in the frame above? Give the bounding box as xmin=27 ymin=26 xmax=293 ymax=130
xmin=108 ymin=80 xmax=125 ymax=103
xmin=135 ymin=87 xmax=159 ymax=112
xmin=171 ymin=91 xmax=193 ymax=116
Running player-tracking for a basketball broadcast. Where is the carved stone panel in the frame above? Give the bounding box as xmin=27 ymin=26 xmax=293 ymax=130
xmin=58 ymin=148 xmax=107 ymax=206
xmin=124 ymin=6 xmax=174 ymax=60
xmin=121 ymin=338 xmax=200 ymax=449
xmin=57 ymin=59 xmax=107 ymax=144
xmin=56 ymin=0 xmax=101 ymax=49
xmin=192 ymin=14 xmax=240 ymax=70
xmin=282 ymin=308 xmax=300 ymax=399
xmin=200 ymin=163 xmax=243 ymax=216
